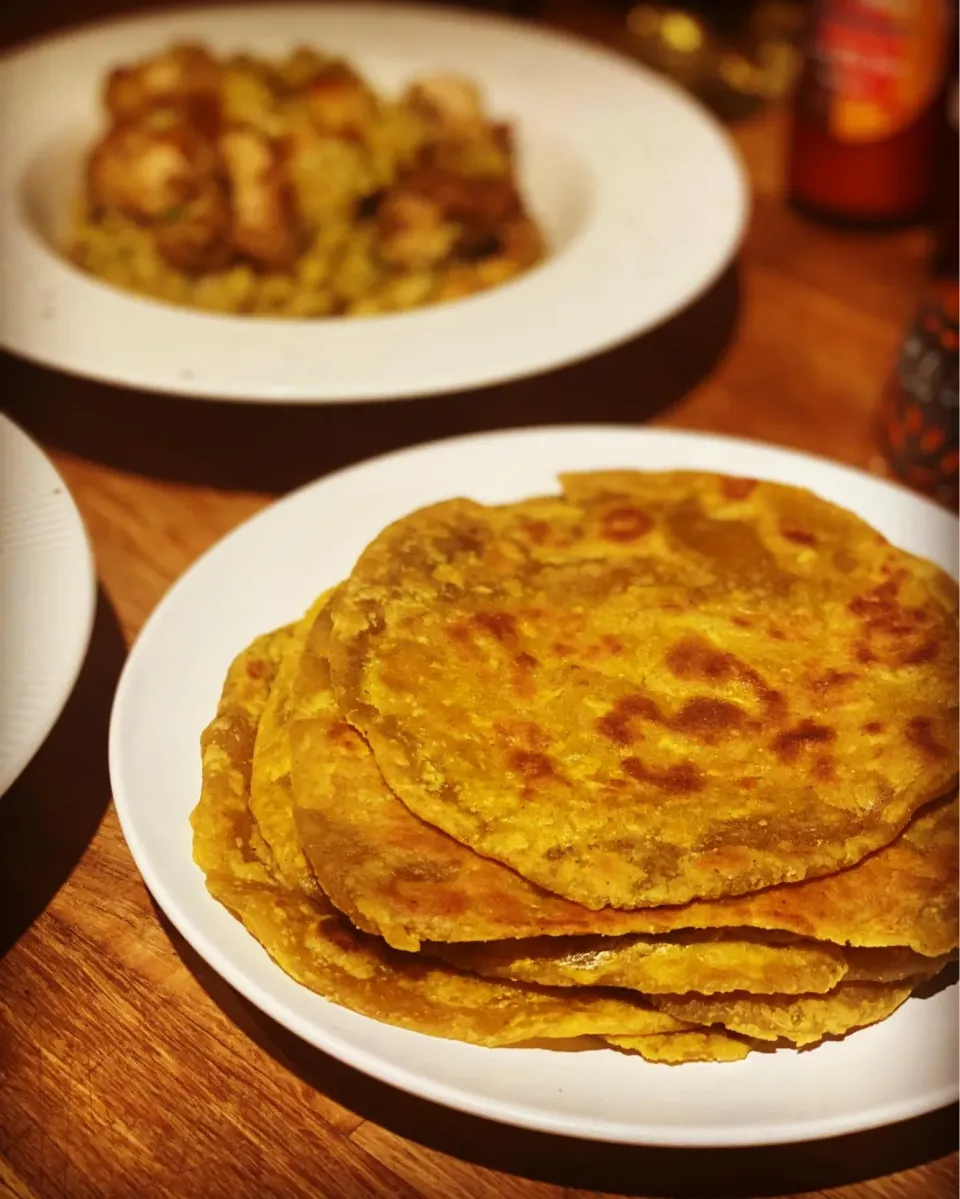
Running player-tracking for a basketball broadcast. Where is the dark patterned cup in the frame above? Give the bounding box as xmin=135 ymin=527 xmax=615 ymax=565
xmin=879 ymin=278 xmax=959 ymax=510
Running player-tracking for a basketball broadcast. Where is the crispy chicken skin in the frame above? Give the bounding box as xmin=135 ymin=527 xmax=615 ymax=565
xmin=105 ymin=42 xmax=221 ymax=133
xmin=406 ymin=74 xmax=484 ymax=136
xmin=280 ymin=46 xmax=330 ymax=91
xmin=154 ymin=183 xmax=232 ymax=272
xmin=306 ymin=62 xmax=378 ymax=138
xmin=376 ymin=190 xmax=455 ymax=269
xmin=219 ymin=128 xmax=301 ymax=269
xmin=407 ymin=167 xmax=521 ymax=225
xmin=88 ymin=118 xmax=217 ymax=222
xmin=398 ymin=166 xmax=524 ymax=258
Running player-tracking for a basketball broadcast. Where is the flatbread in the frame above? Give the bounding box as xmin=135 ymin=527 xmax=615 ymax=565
xmin=843 ymin=945 xmax=955 ymax=982
xmin=327 ymin=470 xmax=958 ymax=908
xmin=651 ymin=979 xmax=928 ymax=1047
xmin=640 ymin=796 xmax=959 ymax=958
xmin=607 ymin=1032 xmax=753 ymax=1064
xmin=191 ymin=629 xmax=702 ymax=1046
xmin=431 ymin=931 xmax=850 ymax=996
xmin=431 ymin=937 xmax=945 ymax=996
xmin=293 ymin=598 xmax=958 ymax=955
xmin=249 ymin=593 xmax=332 ymax=894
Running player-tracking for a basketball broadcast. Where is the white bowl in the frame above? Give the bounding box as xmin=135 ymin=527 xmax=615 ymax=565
xmin=0 ymin=4 xmax=747 ymax=403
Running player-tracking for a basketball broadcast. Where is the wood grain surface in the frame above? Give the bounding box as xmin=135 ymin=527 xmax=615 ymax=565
xmin=1 ymin=2 xmax=957 ymax=1197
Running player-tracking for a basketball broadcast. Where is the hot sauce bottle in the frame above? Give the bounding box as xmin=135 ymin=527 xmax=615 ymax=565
xmin=788 ymin=0 xmax=953 ymax=227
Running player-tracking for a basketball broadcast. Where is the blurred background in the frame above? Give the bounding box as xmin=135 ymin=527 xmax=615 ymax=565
xmin=7 ymin=0 xmax=813 ymax=118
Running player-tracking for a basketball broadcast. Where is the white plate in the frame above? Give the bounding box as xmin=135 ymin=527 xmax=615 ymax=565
xmin=108 ymin=426 xmax=958 ymax=1146
xmin=0 ymin=4 xmax=746 ymax=404
xmin=0 ymin=413 xmax=96 ymax=796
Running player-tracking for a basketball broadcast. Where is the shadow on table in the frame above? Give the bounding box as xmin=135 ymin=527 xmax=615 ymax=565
xmin=159 ymin=911 xmax=958 ymax=1199
xmin=1 ymin=264 xmax=741 ymax=496
xmin=0 ymin=589 xmax=126 ymax=957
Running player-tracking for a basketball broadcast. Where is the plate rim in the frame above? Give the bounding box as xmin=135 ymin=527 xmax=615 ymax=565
xmin=0 ymin=412 xmax=97 ymax=796
xmin=108 ymin=424 xmax=959 ymax=1146
xmin=0 ymin=2 xmax=749 ymax=404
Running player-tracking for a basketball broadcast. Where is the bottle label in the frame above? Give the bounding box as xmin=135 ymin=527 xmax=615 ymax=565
xmin=811 ymin=0 xmax=951 ymax=142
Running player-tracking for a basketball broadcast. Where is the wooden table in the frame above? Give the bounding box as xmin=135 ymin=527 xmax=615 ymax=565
xmin=1 ymin=3 xmax=957 ymax=1197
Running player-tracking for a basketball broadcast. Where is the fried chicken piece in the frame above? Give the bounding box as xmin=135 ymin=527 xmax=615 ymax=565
xmin=306 ymin=62 xmax=378 ymax=138
xmin=380 ymin=166 xmax=525 ymax=267
xmin=410 ymin=76 xmax=513 ymax=182
xmin=221 ymin=55 xmax=285 ymax=137
xmin=451 ymin=216 xmax=543 ymax=277
xmin=88 ymin=120 xmax=217 ymax=222
xmin=219 ymin=128 xmax=300 ymax=269
xmin=105 ymin=42 xmax=221 ymax=134
xmin=406 ymin=74 xmax=485 ymax=137
xmin=155 ymin=182 xmax=232 ymax=272
xmin=419 ymin=133 xmax=513 ymax=181
xmin=376 ymin=190 xmax=455 ymax=269
xmin=400 ymin=167 xmax=522 ymax=226
xmin=280 ymin=46 xmax=329 ymax=91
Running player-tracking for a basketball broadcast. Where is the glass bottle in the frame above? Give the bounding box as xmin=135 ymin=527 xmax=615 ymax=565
xmin=788 ymin=0 xmax=954 ymax=227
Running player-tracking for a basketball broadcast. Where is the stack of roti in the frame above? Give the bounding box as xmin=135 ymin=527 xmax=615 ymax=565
xmin=192 ymin=471 xmax=959 ymax=1063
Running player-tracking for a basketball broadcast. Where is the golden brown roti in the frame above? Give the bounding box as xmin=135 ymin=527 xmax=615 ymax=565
xmin=431 ymin=936 xmax=946 ymax=997
xmin=249 ymin=594 xmax=332 ymax=894
xmin=651 ymin=978 xmax=931 ymax=1046
xmin=190 ymin=629 xmax=701 ymax=1046
xmin=293 ymin=597 xmax=958 ymax=955
xmin=842 ymin=946 xmax=955 ymax=982
xmin=607 ymin=1032 xmax=753 ymax=1064
xmin=327 ymin=471 xmax=958 ymax=909
xmin=432 ymin=930 xmax=847 ymax=996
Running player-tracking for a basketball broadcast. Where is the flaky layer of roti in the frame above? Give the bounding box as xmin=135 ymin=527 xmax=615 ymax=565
xmin=649 ymin=796 xmax=959 ymax=958
xmin=293 ymin=597 xmax=958 ymax=955
xmin=190 ymin=631 xmax=697 ymax=1046
xmin=431 ymin=935 xmax=943 ymax=997
xmin=607 ymin=1032 xmax=753 ymax=1064
xmin=842 ymin=946 xmax=955 ymax=982
xmin=651 ymin=979 xmax=929 ymax=1047
xmin=433 ymin=932 xmax=846 ymax=996
xmin=249 ymin=594 xmax=332 ymax=894
xmin=327 ymin=471 xmax=958 ymax=909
